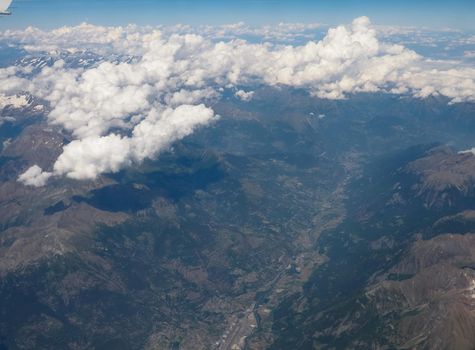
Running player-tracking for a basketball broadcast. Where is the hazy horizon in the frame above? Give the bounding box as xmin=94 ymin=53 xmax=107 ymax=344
xmin=0 ymin=0 xmax=474 ymax=31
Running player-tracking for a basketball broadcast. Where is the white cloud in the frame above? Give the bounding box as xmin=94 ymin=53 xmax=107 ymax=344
xmin=0 ymin=17 xmax=473 ymax=186
xmin=0 ymin=23 xmax=155 ymax=56
xmin=0 ymin=21 xmax=327 ymax=53
xmin=17 ymin=165 xmax=52 ymax=187
xmin=53 ymin=134 xmax=131 ymax=180
xmin=165 ymin=88 xmax=218 ymax=107
xmin=20 ymin=104 xmax=215 ymax=183
xmin=19 ymin=105 xmax=215 ymax=182
xmin=0 ymin=93 xmax=30 ymax=109
xmin=235 ymin=90 xmax=254 ymax=101
xmin=130 ymin=104 xmax=215 ymax=163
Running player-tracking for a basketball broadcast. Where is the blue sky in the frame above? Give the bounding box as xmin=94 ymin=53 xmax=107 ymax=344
xmin=1 ymin=0 xmax=474 ymax=30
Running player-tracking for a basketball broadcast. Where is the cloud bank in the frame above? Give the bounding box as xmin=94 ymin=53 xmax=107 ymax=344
xmin=0 ymin=17 xmax=474 ymax=186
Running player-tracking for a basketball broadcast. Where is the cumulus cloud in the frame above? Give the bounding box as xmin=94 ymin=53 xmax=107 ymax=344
xmin=27 ymin=104 xmax=215 ymax=182
xmin=235 ymin=90 xmax=254 ymax=101
xmin=0 ymin=21 xmax=326 ymax=54
xmin=0 ymin=17 xmax=474 ymax=186
xmin=53 ymin=104 xmax=214 ymax=180
xmin=53 ymin=134 xmax=131 ymax=180
xmin=0 ymin=93 xmax=30 ymax=109
xmin=0 ymin=23 xmax=154 ymax=56
xmin=17 ymin=165 xmax=52 ymax=187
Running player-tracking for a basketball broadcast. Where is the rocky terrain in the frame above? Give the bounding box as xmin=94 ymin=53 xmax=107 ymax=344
xmin=264 ymin=147 xmax=475 ymax=349
xmin=1 ymin=87 xmax=475 ymax=349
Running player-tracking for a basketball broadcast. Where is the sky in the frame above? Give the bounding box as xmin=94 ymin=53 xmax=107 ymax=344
xmin=0 ymin=0 xmax=474 ymax=30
